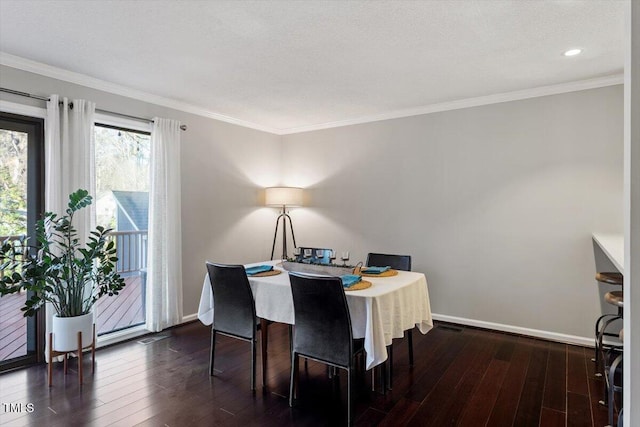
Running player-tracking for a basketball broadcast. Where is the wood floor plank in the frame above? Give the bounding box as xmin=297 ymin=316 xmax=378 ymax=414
xmin=540 ymin=407 xmax=566 ymax=427
xmin=367 ymin=326 xmax=457 ymax=413
xmin=408 ymin=328 xmax=505 ymax=427
xmin=403 ymin=327 xmax=468 ymax=403
xmin=354 ymin=407 xmax=387 ymax=427
xmin=567 ymin=345 xmax=589 ymax=395
xmin=513 ymin=340 xmax=549 ymax=426
xmin=585 ymin=346 xmax=610 ymax=427
xmin=493 ymin=333 xmax=517 ymax=362
xmin=567 ymin=391 xmax=592 ymax=427
xmin=357 ymin=327 xmax=442 ymax=415
xmin=486 ymin=337 xmax=533 ymax=427
xmin=457 ymin=359 xmax=510 ymax=426
xmin=426 ymin=333 xmax=504 ymax=427
xmin=405 ymin=329 xmax=487 ymax=426
xmin=376 ymin=397 xmax=419 ymax=427
xmin=543 ymin=341 xmax=567 ymax=412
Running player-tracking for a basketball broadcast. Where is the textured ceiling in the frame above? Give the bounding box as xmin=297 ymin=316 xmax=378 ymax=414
xmin=0 ymin=0 xmax=625 ymax=133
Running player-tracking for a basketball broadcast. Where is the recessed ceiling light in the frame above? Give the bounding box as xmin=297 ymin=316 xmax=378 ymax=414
xmin=563 ymin=48 xmax=583 ymax=57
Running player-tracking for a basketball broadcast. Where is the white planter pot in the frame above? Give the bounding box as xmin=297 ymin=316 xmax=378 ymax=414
xmin=51 ymin=312 xmax=94 ymax=352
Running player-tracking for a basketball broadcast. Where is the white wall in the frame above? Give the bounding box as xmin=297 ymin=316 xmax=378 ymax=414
xmin=0 ymin=65 xmax=283 ymax=317
xmin=282 ymin=85 xmax=623 ymax=340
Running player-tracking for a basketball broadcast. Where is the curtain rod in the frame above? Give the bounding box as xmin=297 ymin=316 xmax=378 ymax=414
xmin=0 ymin=87 xmax=187 ymax=131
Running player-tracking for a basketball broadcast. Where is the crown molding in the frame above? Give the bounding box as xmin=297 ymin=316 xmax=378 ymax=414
xmin=1 ymin=52 xmax=622 ymax=136
xmin=279 ymin=74 xmax=624 ymax=134
xmin=0 ymin=52 xmax=281 ymax=135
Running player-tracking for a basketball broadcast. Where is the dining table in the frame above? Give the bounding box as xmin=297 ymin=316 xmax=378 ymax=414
xmin=198 ymin=260 xmax=433 ymax=370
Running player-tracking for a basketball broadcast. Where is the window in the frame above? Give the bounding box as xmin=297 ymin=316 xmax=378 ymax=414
xmin=0 ymin=111 xmax=44 ymax=371
xmin=94 ymin=119 xmax=151 ymax=336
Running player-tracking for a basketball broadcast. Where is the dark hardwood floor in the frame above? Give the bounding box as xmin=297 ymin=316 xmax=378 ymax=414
xmin=0 ymin=321 xmax=615 ymax=426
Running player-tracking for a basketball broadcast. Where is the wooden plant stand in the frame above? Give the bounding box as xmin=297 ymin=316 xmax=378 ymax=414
xmin=48 ymin=324 xmax=96 ymax=387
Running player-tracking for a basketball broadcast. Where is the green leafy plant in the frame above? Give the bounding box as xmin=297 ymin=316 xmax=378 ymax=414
xmin=0 ymin=189 xmax=125 ymax=317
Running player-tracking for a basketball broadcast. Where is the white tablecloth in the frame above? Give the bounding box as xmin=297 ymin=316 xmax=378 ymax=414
xmin=198 ymin=260 xmax=433 ymax=370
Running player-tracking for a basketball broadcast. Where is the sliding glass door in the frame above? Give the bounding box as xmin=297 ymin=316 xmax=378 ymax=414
xmin=0 ymin=112 xmax=44 ymax=371
xmin=94 ymin=123 xmax=150 ymax=335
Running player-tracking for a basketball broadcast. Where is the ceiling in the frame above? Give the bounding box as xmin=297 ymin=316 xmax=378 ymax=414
xmin=0 ymin=1 xmax=625 ymax=134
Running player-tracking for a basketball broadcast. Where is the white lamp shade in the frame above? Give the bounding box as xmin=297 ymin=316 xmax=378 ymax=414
xmin=265 ymin=187 xmax=303 ymax=207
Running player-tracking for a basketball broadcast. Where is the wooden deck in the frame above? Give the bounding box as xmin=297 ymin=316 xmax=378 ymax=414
xmin=95 ymin=274 xmax=145 ymax=335
xmin=0 ymin=274 xmax=145 ymax=362
xmin=0 ymin=289 xmax=27 ymax=361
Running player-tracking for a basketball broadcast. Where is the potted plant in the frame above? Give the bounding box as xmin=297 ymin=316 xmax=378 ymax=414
xmin=0 ymin=189 xmax=126 ymax=352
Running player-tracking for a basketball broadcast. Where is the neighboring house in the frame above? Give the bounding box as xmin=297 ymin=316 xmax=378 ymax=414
xmin=111 ymin=190 xmax=149 ymax=232
xmin=98 ymin=190 xmax=149 ymax=274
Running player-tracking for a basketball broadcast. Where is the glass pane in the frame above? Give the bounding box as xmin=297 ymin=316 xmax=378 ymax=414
xmin=94 ymin=125 xmax=150 ymax=335
xmin=0 ymin=128 xmax=28 ymax=361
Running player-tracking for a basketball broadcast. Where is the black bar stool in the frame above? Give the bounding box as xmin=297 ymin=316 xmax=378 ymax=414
xmin=593 ymin=272 xmax=623 ymax=373
xmin=601 ymin=329 xmax=623 ymax=427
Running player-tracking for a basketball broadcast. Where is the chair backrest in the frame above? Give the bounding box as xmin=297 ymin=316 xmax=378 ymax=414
xmin=206 ymin=262 xmax=256 ymax=339
xmin=366 ymin=253 xmax=412 ymax=271
xmin=289 ymin=272 xmax=353 ymax=367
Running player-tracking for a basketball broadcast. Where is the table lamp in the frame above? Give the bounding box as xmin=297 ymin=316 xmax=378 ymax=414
xmin=265 ymin=187 xmax=303 ymax=260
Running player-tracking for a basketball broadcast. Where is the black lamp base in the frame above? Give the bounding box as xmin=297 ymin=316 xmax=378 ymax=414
xmin=270 ymin=207 xmax=297 ymax=260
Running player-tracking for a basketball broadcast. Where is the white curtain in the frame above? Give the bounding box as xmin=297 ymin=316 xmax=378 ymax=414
xmin=44 ymin=95 xmax=96 ymax=359
xmin=146 ymin=118 xmax=183 ymax=332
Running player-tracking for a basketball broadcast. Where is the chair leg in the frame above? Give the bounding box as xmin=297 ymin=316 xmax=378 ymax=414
xmin=386 ymin=345 xmax=393 ymax=390
xmin=289 ymin=325 xmax=307 ymax=370
xmin=347 ymin=367 xmax=354 ymax=427
xmin=407 ymin=328 xmax=414 ymax=367
xmin=599 ymin=315 xmax=622 ymax=345
xmin=48 ymin=333 xmax=53 ymax=387
xmin=618 ymin=408 xmax=623 ymax=427
xmin=260 ymin=320 xmax=268 ymax=388
xmin=595 ymin=314 xmax=619 ymax=367
xmin=92 ymin=324 xmax=96 ymax=374
xmin=209 ymin=329 xmax=217 ymax=376
xmin=608 ymin=355 xmax=623 ymax=427
xmin=78 ymin=331 xmax=83 ymax=386
xmin=598 ymin=317 xmax=622 ymax=366
xmin=380 ymin=359 xmax=387 ymax=393
xmin=594 ymin=313 xmax=609 ymax=363
xmin=289 ymin=353 xmax=298 ymax=407
xmin=251 ymin=338 xmax=256 ymax=391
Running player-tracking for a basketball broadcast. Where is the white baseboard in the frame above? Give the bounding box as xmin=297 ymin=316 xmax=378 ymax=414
xmin=96 ymin=324 xmax=150 ymax=349
xmin=181 ymin=313 xmax=199 ymax=323
xmin=432 ymin=313 xmax=598 ymax=347
xmin=95 ymin=315 xmax=200 ymax=349
xmin=179 ymin=311 xmax=617 ymax=349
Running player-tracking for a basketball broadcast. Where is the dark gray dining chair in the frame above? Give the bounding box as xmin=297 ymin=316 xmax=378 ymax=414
xmin=366 ymin=252 xmax=413 ymax=390
xmin=206 ymin=262 xmax=266 ymax=391
xmin=288 ymin=272 xmax=364 ymax=426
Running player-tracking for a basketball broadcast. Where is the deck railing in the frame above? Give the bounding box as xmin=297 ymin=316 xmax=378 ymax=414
xmin=0 ymin=235 xmax=27 ymax=280
xmin=106 ymin=230 xmax=148 ymax=274
xmin=1 ymin=230 xmax=148 ymax=276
